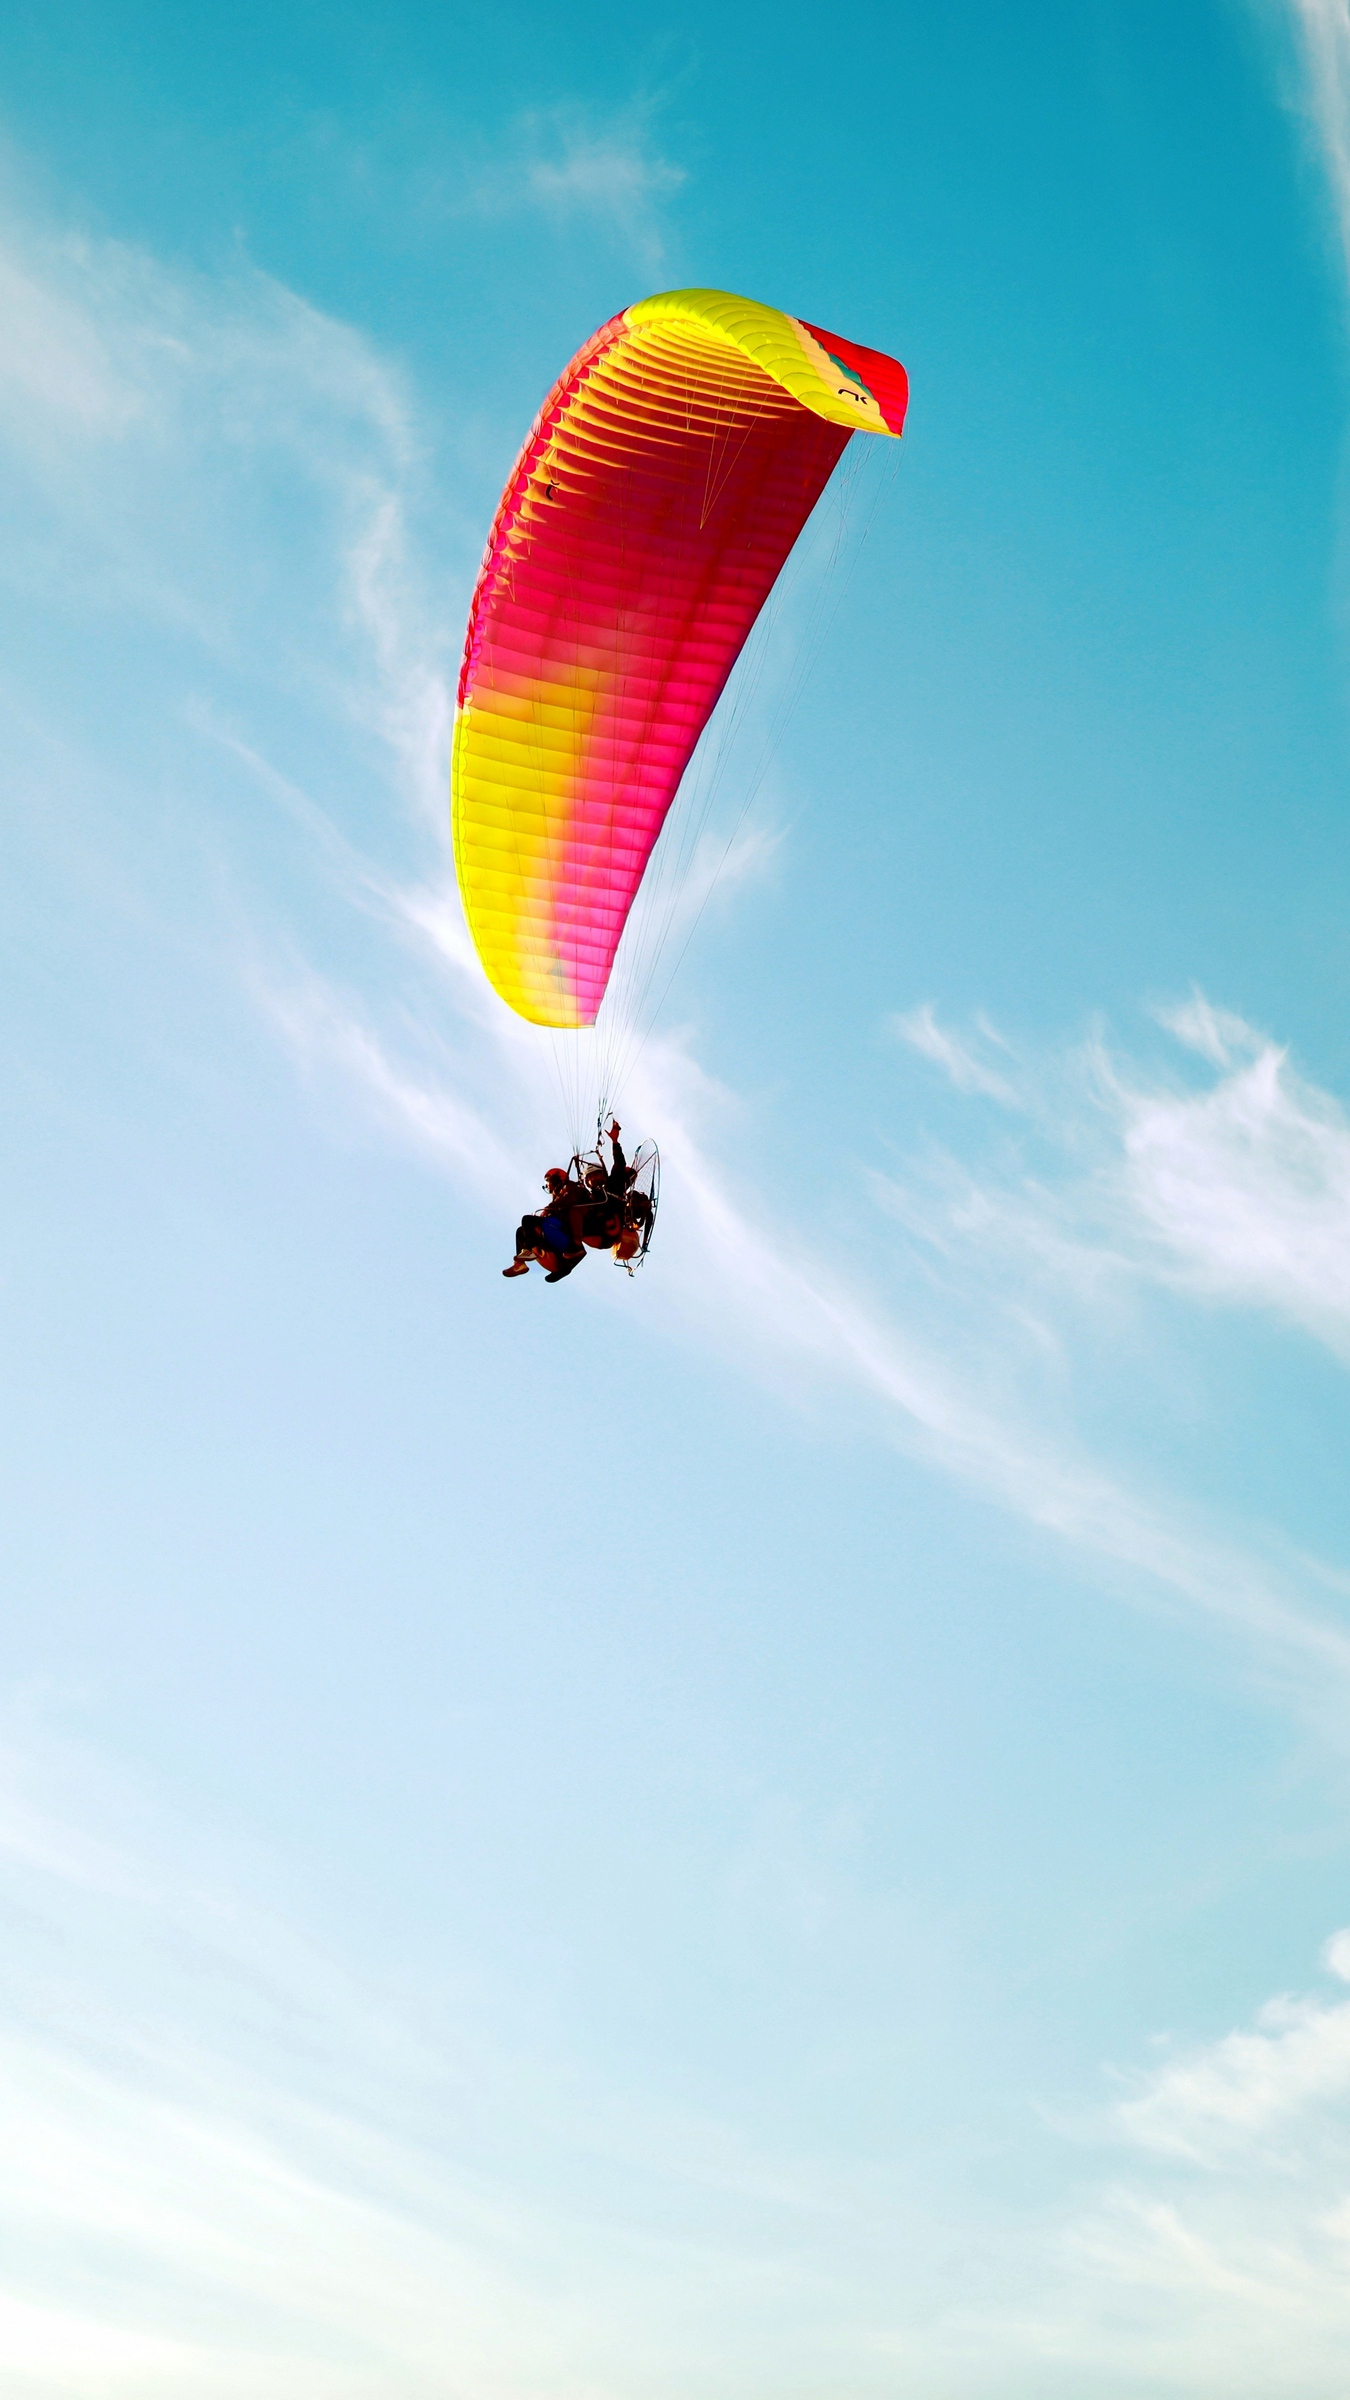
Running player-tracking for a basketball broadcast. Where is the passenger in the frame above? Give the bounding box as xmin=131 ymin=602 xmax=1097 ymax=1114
xmin=503 ymin=1168 xmax=586 ymax=1281
xmin=571 ymin=1187 xmax=626 ymax=1251
xmin=567 ymin=1123 xmax=647 ymax=1260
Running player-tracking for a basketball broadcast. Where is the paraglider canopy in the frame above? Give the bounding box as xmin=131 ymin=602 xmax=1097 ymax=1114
xmin=452 ymin=287 xmax=908 ymax=1030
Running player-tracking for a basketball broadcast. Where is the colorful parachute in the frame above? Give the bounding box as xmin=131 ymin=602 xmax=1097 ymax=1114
xmin=452 ymin=287 xmax=908 ymax=1029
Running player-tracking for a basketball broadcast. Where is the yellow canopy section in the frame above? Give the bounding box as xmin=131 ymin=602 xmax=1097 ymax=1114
xmin=624 ymin=288 xmax=909 ymax=438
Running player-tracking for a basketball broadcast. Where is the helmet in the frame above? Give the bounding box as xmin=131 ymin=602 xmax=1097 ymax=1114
xmin=544 ymin=1168 xmax=569 ymax=1191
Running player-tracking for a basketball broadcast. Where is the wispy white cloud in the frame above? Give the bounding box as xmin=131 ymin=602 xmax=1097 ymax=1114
xmin=342 ymin=489 xmax=453 ymax=825
xmin=1152 ymin=988 xmax=1265 ymax=1070
xmin=894 ymin=998 xmax=1350 ymax=1359
xmin=264 ymin=969 xmax=521 ymax=1204
xmin=462 ymin=106 xmax=685 ymax=268
xmin=0 ymin=1738 xmax=727 ymax=2398
xmin=0 ymin=185 xmax=424 ymax=729
xmin=0 ymin=212 xmax=412 ymax=479
xmin=525 ymin=114 xmax=684 ymax=222
xmin=1122 ymin=1035 xmax=1350 ymax=1343
xmin=1116 ymin=1934 xmax=1350 ymax=2158
xmin=0 ymin=241 xmax=142 ymax=441
xmin=892 ymin=1002 xmax=1022 ymax=1104
xmin=986 ymin=1934 xmax=1350 ymax=2394
xmin=1281 ymin=0 xmax=1350 ymax=276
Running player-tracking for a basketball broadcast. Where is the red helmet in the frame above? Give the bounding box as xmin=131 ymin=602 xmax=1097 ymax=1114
xmin=544 ymin=1168 xmax=569 ymax=1189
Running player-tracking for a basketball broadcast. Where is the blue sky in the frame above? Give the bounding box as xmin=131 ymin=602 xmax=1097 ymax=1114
xmin=7 ymin=0 xmax=1350 ymax=2390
